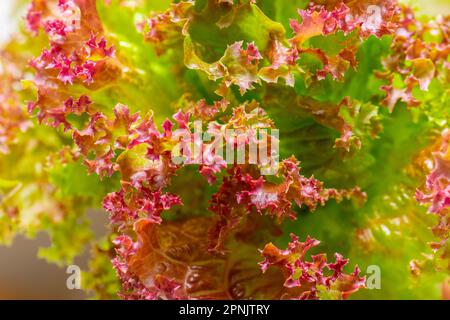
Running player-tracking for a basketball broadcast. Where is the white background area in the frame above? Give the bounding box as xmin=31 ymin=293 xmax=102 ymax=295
xmin=0 ymin=1 xmax=15 ymax=45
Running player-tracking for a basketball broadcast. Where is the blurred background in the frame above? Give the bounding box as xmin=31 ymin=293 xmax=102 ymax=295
xmin=0 ymin=208 xmax=109 ymax=299
xmin=0 ymin=0 xmax=449 ymax=300
xmin=0 ymin=2 xmax=15 ymax=45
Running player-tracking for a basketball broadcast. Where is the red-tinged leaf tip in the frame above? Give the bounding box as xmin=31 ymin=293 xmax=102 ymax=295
xmin=260 ymin=235 xmax=365 ymax=300
xmin=377 ymin=5 xmax=448 ymax=111
xmin=416 ymin=130 xmax=450 ymax=252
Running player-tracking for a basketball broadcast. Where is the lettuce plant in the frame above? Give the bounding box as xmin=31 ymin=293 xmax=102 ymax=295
xmin=0 ymin=0 xmax=448 ymax=300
